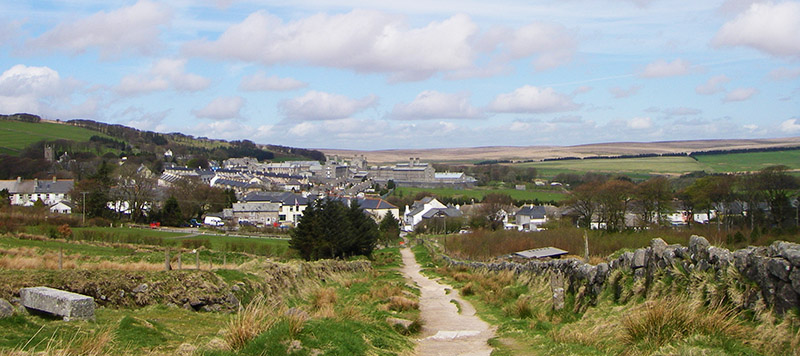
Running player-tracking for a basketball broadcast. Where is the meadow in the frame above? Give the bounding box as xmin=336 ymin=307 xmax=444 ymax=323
xmin=0 ymin=120 xmax=110 ymax=155
xmin=517 ymin=150 xmax=800 ymax=179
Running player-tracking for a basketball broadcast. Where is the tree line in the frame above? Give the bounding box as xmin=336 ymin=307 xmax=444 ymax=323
xmin=567 ymin=165 xmax=800 ymax=232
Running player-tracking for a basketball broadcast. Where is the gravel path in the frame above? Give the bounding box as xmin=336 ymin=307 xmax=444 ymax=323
xmin=400 ymin=247 xmax=495 ymax=356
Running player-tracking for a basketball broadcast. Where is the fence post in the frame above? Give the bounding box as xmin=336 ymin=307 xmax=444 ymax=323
xmin=223 ymin=252 xmax=226 ymax=267
xmin=177 ymin=251 xmax=182 ymax=270
xmin=58 ymin=247 xmax=63 ymax=270
xmin=165 ymin=248 xmax=171 ymax=271
xmin=195 ymin=250 xmax=199 ymax=270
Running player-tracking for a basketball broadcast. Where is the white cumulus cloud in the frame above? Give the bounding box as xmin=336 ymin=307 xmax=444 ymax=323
xmin=504 ymin=22 xmax=577 ymax=70
xmin=192 ymin=96 xmax=244 ymax=120
xmin=26 ymin=0 xmax=171 ymax=59
xmin=0 ymin=64 xmax=84 ymax=116
xmin=640 ymin=59 xmax=692 ymax=78
xmin=724 ymin=87 xmax=758 ymax=102
xmin=779 ymin=118 xmax=800 ymax=133
xmin=184 ymin=10 xmax=478 ymax=81
xmin=389 ymin=91 xmax=483 ymax=120
xmin=488 ymin=85 xmax=578 ymax=113
xmin=115 ymin=58 xmax=210 ymax=95
xmin=628 ymin=117 xmax=653 ymax=130
xmin=713 ymin=1 xmax=800 ymax=58
xmin=280 ymin=91 xmax=378 ymax=121
xmin=239 ymin=72 xmax=308 ymax=91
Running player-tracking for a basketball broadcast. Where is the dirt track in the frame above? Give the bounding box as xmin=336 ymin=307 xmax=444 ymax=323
xmin=400 ymin=247 xmax=494 ymax=356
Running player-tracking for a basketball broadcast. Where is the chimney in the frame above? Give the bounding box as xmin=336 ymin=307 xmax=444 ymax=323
xmin=34 ymin=178 xmax=38 ymax=186
xmin=52 ymin=176 xmax=57 ymax=183
xmin=16 ymin=177 xmax=21 ymax=184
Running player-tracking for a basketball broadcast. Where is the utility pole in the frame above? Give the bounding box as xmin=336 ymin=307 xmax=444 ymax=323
xmin=81 ymin=191 xmax=88 ymax=226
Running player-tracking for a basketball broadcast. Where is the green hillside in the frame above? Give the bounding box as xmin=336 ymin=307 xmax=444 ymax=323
xmin=0 ymin=119 xmax=110 ymax=155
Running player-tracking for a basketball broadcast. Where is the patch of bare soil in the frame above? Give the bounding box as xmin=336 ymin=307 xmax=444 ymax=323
xmin=400 ymin=247 xmax=494 ymax=356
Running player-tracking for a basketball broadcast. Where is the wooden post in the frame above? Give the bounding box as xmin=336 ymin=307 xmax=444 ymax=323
xmin=177 ymin=251 xmax=182 ymax=270
xmin=58 ymin=247 xmax=63 ymax=270
xmin=195 ymin=250 xmax=199 ymax=270
xmin=583 ymin=231 xmax=590 ymax=263
xmin=164 ymin=248 xmax=170 ymax=271
xmin=223 ymin=253 xmax=226 ymax=268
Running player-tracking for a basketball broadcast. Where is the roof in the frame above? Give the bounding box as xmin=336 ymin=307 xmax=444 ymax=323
xmin=232 ymin=202 xmax=280 ymax=212
xmin=513 ymin=247 xmax=568 ymax=259
xmin=421 ymin=207 xmax=463 ymax=219
xmin=333 ymin=197 xmax=399 ymax=210
xmin=435 ymin=172 xmax=465 ymax=179
xmin=50 ymin=200 xmax=77 ymax=209
xmin=516 ymin=205 xmax=547 ymax=219
xmin=0 ymin=179 xmax=74 ymax=194
xmin=243 ymin=191 xmax=309 ymax=205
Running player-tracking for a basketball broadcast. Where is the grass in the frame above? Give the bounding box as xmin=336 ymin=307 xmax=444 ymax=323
xmin=393 ymin=186 xmax=567 ymax=202
xmin=0 ymin=120 xmax=112 ymax=155
xmin=514 ymin=149 xmax=800 ymax=179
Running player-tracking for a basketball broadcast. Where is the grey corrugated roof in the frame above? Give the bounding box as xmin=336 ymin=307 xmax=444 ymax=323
xmin=421 ymin=207 xmax=462 ymax=219
xmin=513 ymin=247 xmax=568 ymax=259
xmin=232 ymin=202 xmax=280 ymax=212
xmin=0 ymin=179 xmax=74 ymax=194
xmin=244 ymin=191 xmax=309 ymax=205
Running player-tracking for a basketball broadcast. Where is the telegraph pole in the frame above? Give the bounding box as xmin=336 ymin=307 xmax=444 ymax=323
xmin=81 ymin=191 xmax=88 ymax=226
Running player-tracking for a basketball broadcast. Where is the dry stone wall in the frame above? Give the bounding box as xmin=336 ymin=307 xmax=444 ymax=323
xmin=439 ymin=236 xmax=800 ymax=314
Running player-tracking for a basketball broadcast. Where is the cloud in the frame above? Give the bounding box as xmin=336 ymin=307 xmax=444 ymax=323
xmin=26 ymin=0 xmax=171 ymax=59
xmin=609 ymin=85 xmax=641 ymax=98
xmin=713 ymin=1 xmax=800 ymax=58
xmin=388 ymin=91 xmax=483 ymax=120
xmin=279 ymin=91 xmax=378 ymax=121
xmin=488 ymin=85 xmax=579 ymax=113
xmin=627 ymin=117 xmax=653 ymax=130
xmin=768 ymin=67 xmax=800 ymax=80
xmin=184 ymin=10 xmax=478 ymax=81
xmin=696 ymin=75 xmax=730 ymax=95
xmin=640 ymin=59 xmax=692 ymax=78
xmin=779 ymin=118 xmax=800 ymax=133
xmin=115 ymin=58 xmax=210 ymax=95
xmin=503 ymin=22 xmax=577 ymax=70
xmin=0 ymin=64 xmax=84 ymax=116
xmin=724 ymin=87 xmax=758 ymax=102
xmin=192 ymin=96 xmax=244 ymax=120
xmin=239 ymin=72 xmax=308 ymax=91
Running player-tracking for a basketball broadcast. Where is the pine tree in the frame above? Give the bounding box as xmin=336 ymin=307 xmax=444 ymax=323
xmin=378 ymin=211 xmax=400 ymax=245
xmin=290 ymin=198 xmax=378 ymax=260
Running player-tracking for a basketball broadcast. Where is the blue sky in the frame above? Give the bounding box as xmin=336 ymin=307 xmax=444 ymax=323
xmin=0 ymin=0 xmax=798 ymax=150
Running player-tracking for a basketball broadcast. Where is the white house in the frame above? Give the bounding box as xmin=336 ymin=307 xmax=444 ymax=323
xmin=242 ymin=191 xmax=309 ymax=226
xmin=0 ymin=177 xmax=74 ymax=206
xmin=403 ymin=197 xmax=462 ymax=231
xmin=49 ymin=200 xmax=77 ymax=214
xmin=515 ymin=205 xmax=548 ymax=231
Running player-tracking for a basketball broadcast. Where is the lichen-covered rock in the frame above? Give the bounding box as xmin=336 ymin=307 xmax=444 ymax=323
xmin=708 ymin=246 xmax=733 ymax=267
xmin=689 ymin=235 xmax=710 ymax=262
xmin=774 ymin=283 xmax=799 ymax=315
xmin=0 ymin=298 xmax=13 ymax=318
xmin=771 ymin=241 xmax=800 ymax=266
xmin=650 ymin=238 xmax=667 ymax=259
xmin=767 ymin=258 xmax=792 ymax=282
xmin=632 ymin=249 xmax=647 ymax=269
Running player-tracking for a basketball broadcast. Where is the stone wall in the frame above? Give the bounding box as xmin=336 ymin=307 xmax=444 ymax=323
xmin=438 ymin=236 xmax=800 ymax=314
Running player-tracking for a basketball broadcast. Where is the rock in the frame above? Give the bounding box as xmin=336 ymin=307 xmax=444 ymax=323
xmin=287 ymin=339 xmax=303 ymax=353
xmin=773 ymin=241 xmax=800 ymax=266
xmin=774 ymin=283 xmax=799 ymax=315
xmin=225 ymin=293 xmax=240 ymax=309
xmin=386 ymin=317 xmax=414 ymax=329
xmin=632 ymin=249 xmax=647 ymax=269
xmin=767 ymin=258 xmax=792 ymax=282
xmin=285 ymin=307 xmax=309 ymax=321
xmin=550 ymin=273 xmax=566 ymax=310
xmin=206 ymin=337 xmax=227 ymax=350
xmin=708 ymin=246 xmax=733 ymax=267
xmin=650 ymin=238 xmax=667 ymax=259
xmin=0 ymin=298 xmax=13 ymax=318
xmin=132 ymin=284 xmax=148 ymax=293
xmin=689 ymin=235 xmax=710 ymax=262
xmin=20 ymin=287 xmax=95 ymax=321
xmin=177 ymin=343 xmax=197 ymax=356
xmin=791 ymin=268 xmax=800 ymax=295
xmin=594 ymin=263 xmax=609 ymax=284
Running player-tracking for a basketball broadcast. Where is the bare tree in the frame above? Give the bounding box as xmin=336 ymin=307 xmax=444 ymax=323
xmin=113 ymin=163 xmax=157 ymax=222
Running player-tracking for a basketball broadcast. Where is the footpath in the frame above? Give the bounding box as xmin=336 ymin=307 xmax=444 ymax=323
xmin=399 ymin=247 xmax=495 ymax=356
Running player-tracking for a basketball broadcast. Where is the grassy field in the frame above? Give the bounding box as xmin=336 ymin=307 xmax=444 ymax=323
xmin=393 ymin=186 xmax=568 ymax=202
xmin=517 ymin=150 xmax=800 ymax=179
xmin=0 ymin=230 xmax=418 ymax=355
xmin=0 ymin=120 xmax=110 ymax=155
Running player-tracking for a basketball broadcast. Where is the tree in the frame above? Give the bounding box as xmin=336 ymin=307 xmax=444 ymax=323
xmin=168 ymin=178 xmax=233 ymax=220
xmin=569 ymin=181 xmax=602 ymax=228
xmin=596 ymin=179 xmax=635 ymax=231
xmin=478 ymin=193 xmax=514 ymax=230
xmin=755 ymin=166 xmax=800 ymax=227
xmin=70 ymin=160 xmax=115 ymax=219
xmin=160 ymin=196 xmax=183 ymax=226
xmin=290 ymin=198 xmax=378 ymax=260
xmin=636 ymin=176 xmax=673 ymax=226
xmin=113 ymin=163 xmax=157 ymax=222
xmin=378 ymin=212 xmax=400 ymax=245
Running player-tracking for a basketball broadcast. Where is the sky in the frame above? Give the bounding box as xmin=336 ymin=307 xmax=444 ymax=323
xmin=0 ymin=0 xmax=798 ymax=150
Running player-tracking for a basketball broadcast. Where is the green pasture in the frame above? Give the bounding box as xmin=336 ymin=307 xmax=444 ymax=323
xmin=393 ymin=186 xmax=567 ymax=202
xmin=516 ymin=149 xmax=800 ymax=179
xmin=0 ymin=120 xmax=109 ymax=154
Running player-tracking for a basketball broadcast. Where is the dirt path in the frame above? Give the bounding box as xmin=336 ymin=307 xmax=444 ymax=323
xmin=400 ymin=247 xmax=495 ymax=356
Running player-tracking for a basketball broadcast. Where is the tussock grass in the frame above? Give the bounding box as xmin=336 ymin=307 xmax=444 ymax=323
xmin=224 ymin=294 xmax=283 ymax=350
xmin=311 ymin=287 xmax=338 ymax=318
xmin=0 ymin=327 xmax=115 ymax=356
xmin=621 ymin=297 xmax=746 ymax=350
xmin=387 ymin=296 xmax=418 ymax=312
